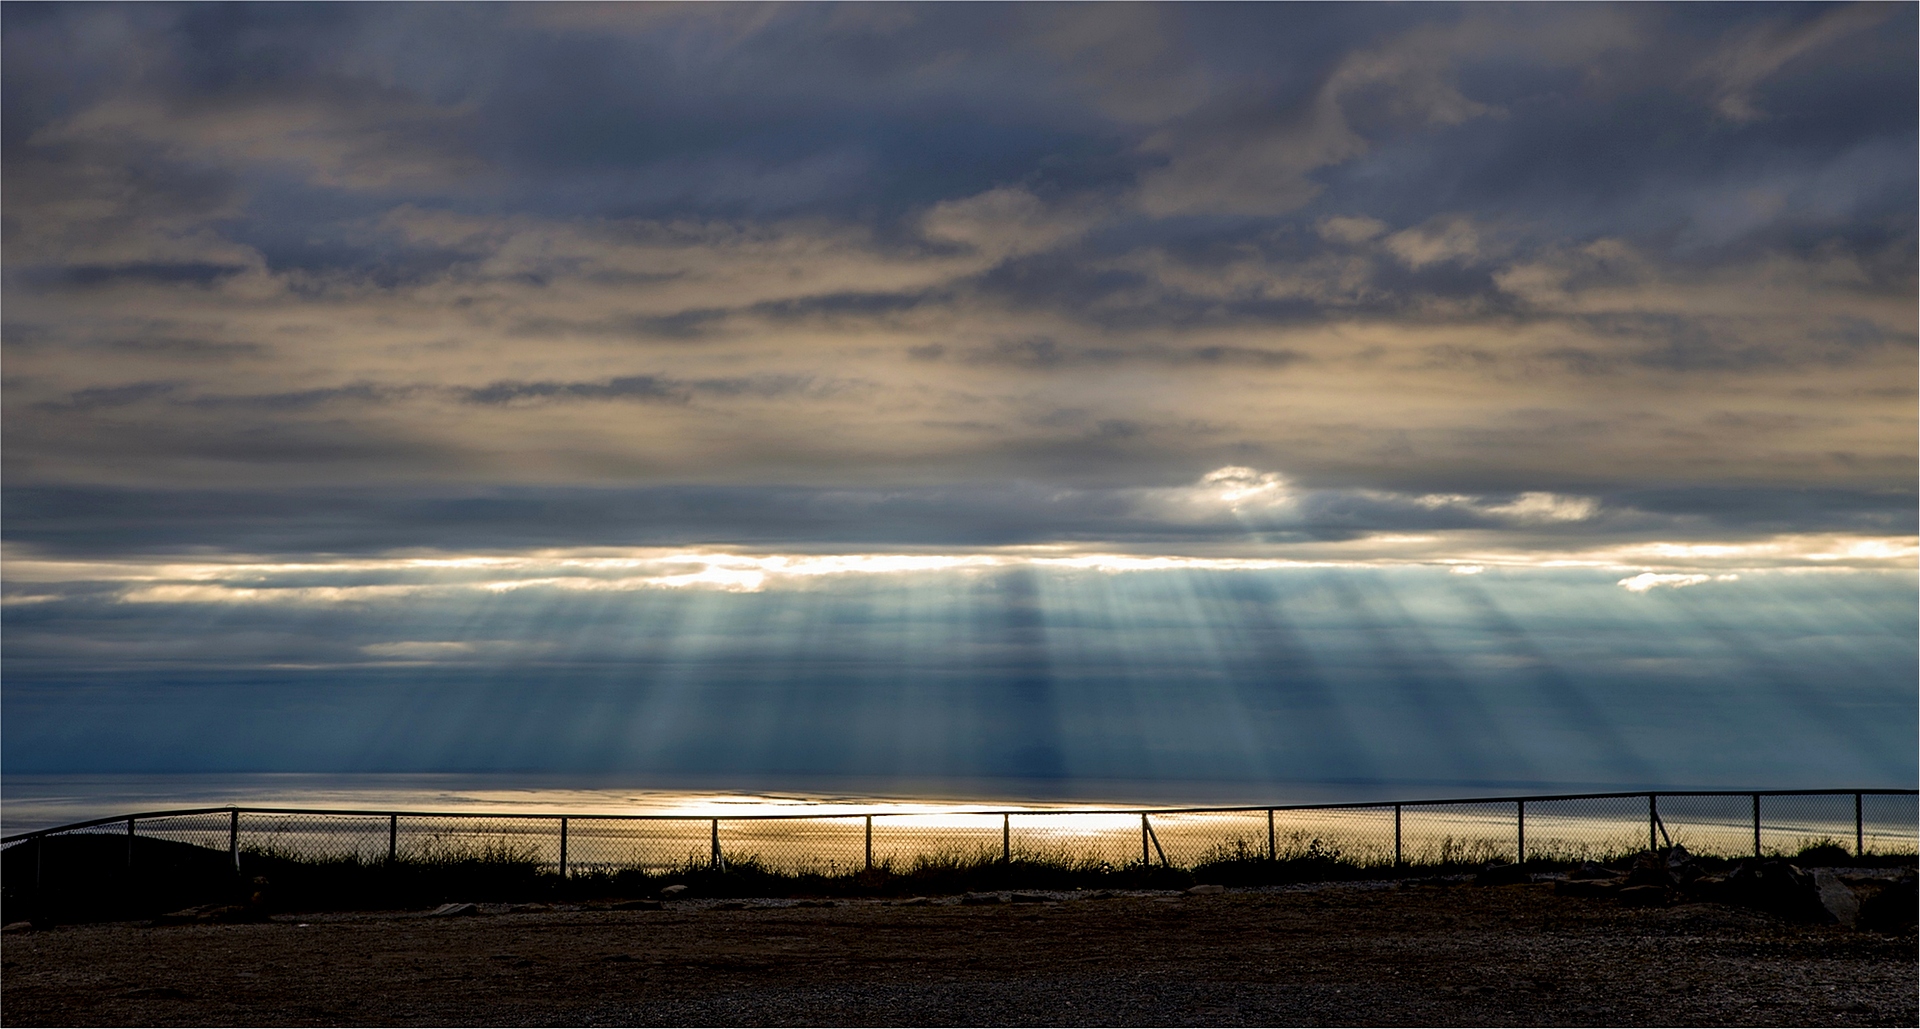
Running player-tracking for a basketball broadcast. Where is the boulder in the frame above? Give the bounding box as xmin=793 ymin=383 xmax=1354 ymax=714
xmin=1812 ymin=869 xmax=1860 ymax=928
xmin=1565 ymin=862 xmax=1614 ymax=881
xmin=659 ymin=884 xmax=689 ymax=898
xmin=427 ymin=902 xmax=478 ymax=918
xmin=1185 ymin=884 xmax=1226 ymax=895
xmin=893 ymin=896 xmax=931 ymax=906
xmin=1723 ymin=860 xmax=1829 ymax=922
xmin=960 ymin=892 xmax=1005 ymax=905
xmin=1623 ymin=851 xmax=1675 ymax=889
xmin=1664 ymin=846 xmax=1706 ymax=886
xmin=1 ymin=921 xmax=33 ymax=933
xmin=1854 ymin=875 xmax=1918 ymax=933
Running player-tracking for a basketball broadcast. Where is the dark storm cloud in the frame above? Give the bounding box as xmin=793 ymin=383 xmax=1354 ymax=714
xmin=2 ymin=1 xmax=1913 ymax=545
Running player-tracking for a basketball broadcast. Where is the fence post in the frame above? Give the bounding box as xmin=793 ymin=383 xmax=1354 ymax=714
xmin=1141 ymin=814 xmax=1150 ymax=867
xmin=710 ymin=819 xmax=722 ymax=870
xmin=1854 ymin=793 xmax=1864 ymax=858
xmin=1002 ymin=814 xmax=1010 ymax=864
xmin=1752 ymin=794 xmax=1761 ymax=858
xmin=388 ymin=814 xmax=398 ymax=865
xmin=1267 ymin=809 xmax=1275 ymax=862
xmin=1516 ymin=800 xmax=1525 ymax=865
xmin=865 ymin=815 xmax=873 ymax=872
xmin=1393 ymin=804 xmax=1402 ymax=868
xmin=127 ymin=817 xmax=136 ymax=872
xmin=1142 ymin=816 xmax=1169 ymax=867
xmin=1647 ymin=795 xmax=1656 ymax=852
xmin=229 ymin=809 xmax=240 ymax=874
xmin=559 ymin=817 xmax=568 ymax=879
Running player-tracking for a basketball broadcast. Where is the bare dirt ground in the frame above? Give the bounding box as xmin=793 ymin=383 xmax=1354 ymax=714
xmin=3 ymin=881 xmax=1914 ymax=1027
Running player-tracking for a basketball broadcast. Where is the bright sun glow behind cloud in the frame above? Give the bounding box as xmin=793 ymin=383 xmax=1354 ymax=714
xmin=4 ymin=530 xmax=1911 ymax=607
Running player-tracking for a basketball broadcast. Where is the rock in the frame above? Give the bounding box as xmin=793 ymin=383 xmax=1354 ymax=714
xmin=1855 ymin=876 xmax=1918 ymax=933
xmin=1565 ymin=862 xmax=1613 ymax=881
xmin=791 ymin=899 xmax=834 ymax=908
xmin=659 ymin=884 xmax=689 ymax=898
xmin=1683 ymin=875 xmax=1731 ymax=903
xmin=1624 ymin=851 xmax=1675 ymax=889
xmin=1812 ymin=869 xmax=1860 ymax=928
xmin=1 ymin=921 xmax=32 ymax=933
xmin=1186 ymin=884 xmax=1226 ymax=895
xmin=1010 ymin=892 xmax=1052 ymax=903
xmin=960 ymin=892 xmax=1005 ymax=905
xmin=427 ymin=902 xmax=478 ymax=918
xmin=610 ymin=899 xmax=662 ymax=911
xmin=1724 ymin=859 xmax=1829 ymax=922
xmin=1664 ymin=846 xmax=1706 ymax=886
xmin=1474 ymin=863 xmax=1531 ymax=887
xmin=1616 ymin=885 xmax=1671 ymax=907
xmin=1554 ymin=877 xmax=1622 ymax=899
xmin=894 ymin=896 xmax=931 ymax=906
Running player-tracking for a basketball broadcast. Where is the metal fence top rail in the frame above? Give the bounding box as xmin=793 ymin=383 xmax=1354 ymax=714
xmin=4 ymin=788 xmax=1914 ymax=845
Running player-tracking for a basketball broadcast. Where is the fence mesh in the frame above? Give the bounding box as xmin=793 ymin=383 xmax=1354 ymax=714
xmin=564 ymin=817 xmax=712 ymax=874
xmin=1863 ymin=794 xmax=1920 ymax=856
xmin=242 ymin=813 xmax=390 ymax=864
xmin=137 ymin=811 xmax=235 ymax=855
xmin=1523 ymin=795 xmax=1647 ymax=863
xmin=5 ymin=793 xmax=1913 ymax=884
xmin=876 ymin=814 xmax=1006 ymax=870
xmin=1400 ymin=803 xmax=1520 ymax=865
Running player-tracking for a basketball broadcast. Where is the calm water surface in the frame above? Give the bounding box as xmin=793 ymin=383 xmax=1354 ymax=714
xmin=0 ymin=773 xmax=1636 ymax=837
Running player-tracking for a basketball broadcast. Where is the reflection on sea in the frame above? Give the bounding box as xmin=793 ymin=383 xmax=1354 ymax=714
xmin=7 ymin=775 xmax=1912 ymax=873
xmin=2 ymin=772 xmax=1417 ymax=836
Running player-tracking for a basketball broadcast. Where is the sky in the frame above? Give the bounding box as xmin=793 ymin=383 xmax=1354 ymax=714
xmin=3 ymin=2 xmax=1914 ymax=797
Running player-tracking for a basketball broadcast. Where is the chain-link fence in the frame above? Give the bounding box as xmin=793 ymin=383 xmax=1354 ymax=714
xmin=4 ymin=791 xmax=1913 ymax=892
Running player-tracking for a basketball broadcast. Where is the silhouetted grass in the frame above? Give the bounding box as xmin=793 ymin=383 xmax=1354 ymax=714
xmin=6 ymin=831 xmax=1912 ymax=925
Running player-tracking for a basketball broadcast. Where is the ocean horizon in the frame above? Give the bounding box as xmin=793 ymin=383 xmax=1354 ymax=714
xmin=6 ymin=770 xmax=1892 ymax=839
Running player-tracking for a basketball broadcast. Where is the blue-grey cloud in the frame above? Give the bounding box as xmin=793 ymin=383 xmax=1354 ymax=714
xmin=3 ymin=3 xmax=1913 ymax=787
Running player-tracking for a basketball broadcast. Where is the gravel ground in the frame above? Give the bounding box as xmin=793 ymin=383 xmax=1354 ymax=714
xmin=3 ymin=881 xmax=1913 ymax=1027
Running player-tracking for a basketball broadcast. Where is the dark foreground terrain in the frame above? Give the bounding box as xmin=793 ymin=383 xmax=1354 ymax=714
xmin=3 ymin=881 xmax=1913 ymax=1027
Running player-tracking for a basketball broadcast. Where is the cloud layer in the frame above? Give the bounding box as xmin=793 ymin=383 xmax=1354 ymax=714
xmin=3 ymin=4 xmax=1913 ymax=786
xmin=4 ymin=3 xmax=1913 ymax=526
